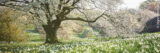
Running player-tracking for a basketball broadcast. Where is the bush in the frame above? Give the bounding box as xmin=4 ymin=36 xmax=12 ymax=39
xmin=0 ymin=7 xmax=27 ymax=42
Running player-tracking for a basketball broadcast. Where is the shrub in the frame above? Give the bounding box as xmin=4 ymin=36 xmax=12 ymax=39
xmin=0 ymin=7 xmax=27 ymax=42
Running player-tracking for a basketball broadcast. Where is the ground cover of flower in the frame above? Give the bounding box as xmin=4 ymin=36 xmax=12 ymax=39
xmin=0 ymin=33 xmax=160 ymax=53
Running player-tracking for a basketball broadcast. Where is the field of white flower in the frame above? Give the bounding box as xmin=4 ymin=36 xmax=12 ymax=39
xmin=0 ymin=33 xmax=160 ymax=53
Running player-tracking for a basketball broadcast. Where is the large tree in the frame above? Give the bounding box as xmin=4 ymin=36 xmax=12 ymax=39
xmin=0 ymin=0 xmax=122 ymax=44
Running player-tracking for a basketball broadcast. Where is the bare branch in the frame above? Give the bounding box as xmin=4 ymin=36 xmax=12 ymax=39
xmin=63 ymin=10 xmax=106 ymax=23
xmin=56 ymin=0 xmax=80 ymax=19
xmin=0 ymin=1 xmax=32 ymax=12
xmin=0 ymin=3 xmax=5 ymax=6
xmin=76 ymin=8 xmax=88 ymax=18
xmin=65 ymin=0 xmax=70 ymax=4
xmin=72 ymin=0 xmax=80 ymax=6
xmin=90 ymin=0 xmax=105 ymax=10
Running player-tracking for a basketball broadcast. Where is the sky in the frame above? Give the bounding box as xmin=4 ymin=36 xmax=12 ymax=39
xmin=121 ymin=0 xmax=147 ymax=9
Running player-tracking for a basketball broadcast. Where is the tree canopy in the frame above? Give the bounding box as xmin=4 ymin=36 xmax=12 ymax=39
xmin=139 ymin=0 xmax=160 ymax=14
xmin=0 ymin=0 xmax=123 ymax=44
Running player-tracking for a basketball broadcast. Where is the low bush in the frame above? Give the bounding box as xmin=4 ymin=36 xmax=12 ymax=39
xmin=0 ymin=7 xmax=27 ymax=42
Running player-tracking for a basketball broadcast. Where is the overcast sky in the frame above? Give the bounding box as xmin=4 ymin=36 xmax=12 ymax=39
xmin=120 ymin=0 xmax=147 ymax=9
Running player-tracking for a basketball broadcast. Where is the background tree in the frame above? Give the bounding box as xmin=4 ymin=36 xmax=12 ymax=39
xmin=139 ymin=0 xmax=157 ymax=9
xmin=0 ymin=0 xmax=122 ymax=44
xmin=90 ymin=5 xmax=158 ymax=37
xmin=148 ymin=1 xmax=160 ymax=14
xmin=139 ymin=0 xmax=160 ymax=14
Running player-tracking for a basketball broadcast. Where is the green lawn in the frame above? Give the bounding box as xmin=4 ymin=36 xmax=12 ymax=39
xmin=0 ymin=33 xmax=160 ymax=53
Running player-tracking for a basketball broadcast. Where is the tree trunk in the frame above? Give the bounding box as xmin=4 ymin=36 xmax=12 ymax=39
xmin=42 ymin=20 xmax=61 ymax=44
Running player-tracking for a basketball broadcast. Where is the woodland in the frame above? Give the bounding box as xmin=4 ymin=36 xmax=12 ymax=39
xmin=0 ymin=0 xmax=160 ymax=53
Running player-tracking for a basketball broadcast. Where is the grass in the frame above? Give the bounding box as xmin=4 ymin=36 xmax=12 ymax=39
xmin=27 ymin=33 xmax=45 ymax=42
xmin=0 ymin=33 xmax=160 ymax=53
